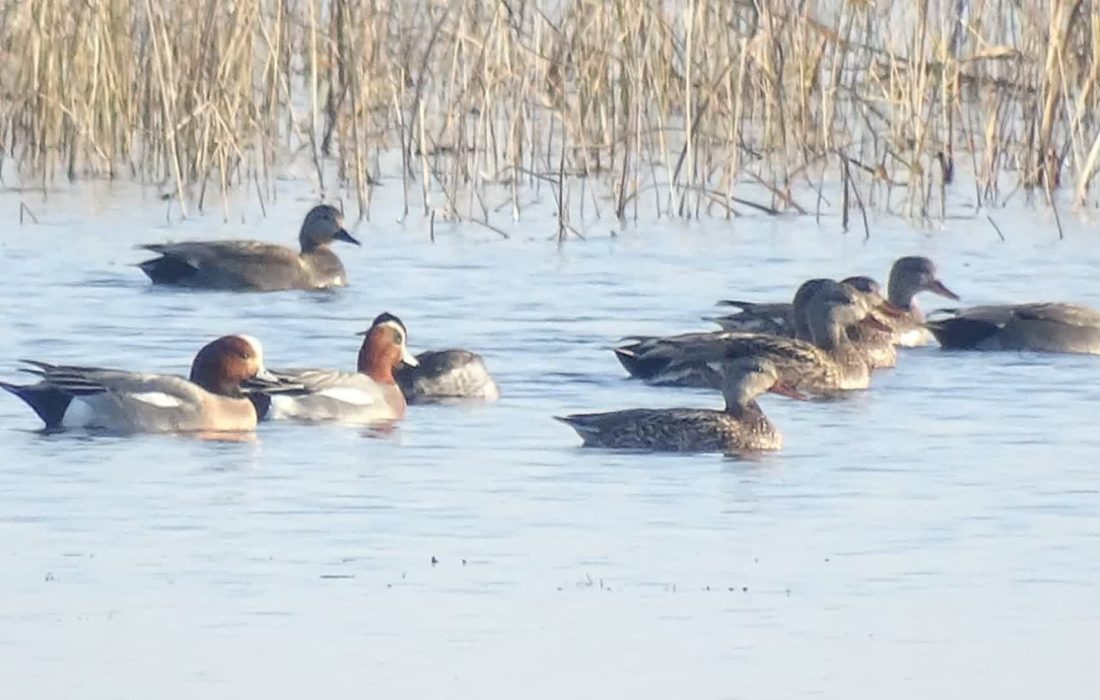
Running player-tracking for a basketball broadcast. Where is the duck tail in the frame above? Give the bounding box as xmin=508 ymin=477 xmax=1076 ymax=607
xmin=138 ymin=254 xmax=197 ymax=284
xmin=0 ymin=381 xmax=72 ymax=428
xmin=924 ymin=317 xmax=999 ymax=349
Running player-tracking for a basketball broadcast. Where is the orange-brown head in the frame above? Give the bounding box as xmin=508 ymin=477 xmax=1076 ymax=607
xmin=189 ymin=334 xmax=273 ymax=396
xmin=356 ymin=313 xmax=418 ymax=383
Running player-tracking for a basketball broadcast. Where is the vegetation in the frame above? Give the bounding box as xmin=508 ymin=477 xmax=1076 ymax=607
xmin=2 ymin=0 xmax=1098 ymax=231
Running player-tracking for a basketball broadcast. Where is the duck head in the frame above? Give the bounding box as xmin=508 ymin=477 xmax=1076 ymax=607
xmin=888 ymin=256 xmax=958 ymax=308
xmin=711 ymin=356 xmax=808 ymax=410
xmin=357 ymin=312 xmax=419 ymax=384
xmin=189 ymin=334 xmax=276 ymax=397
xmin=299 ymin=204 xmax=360 ymax=252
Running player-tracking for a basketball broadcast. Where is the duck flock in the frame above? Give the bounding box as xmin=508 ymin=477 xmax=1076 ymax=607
xmin=3 ymin=204 xmax=1099 ymax=452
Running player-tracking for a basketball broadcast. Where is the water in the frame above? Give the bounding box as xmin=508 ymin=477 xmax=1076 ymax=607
xmin=1 ymin=187 xmax=1099 ymax=698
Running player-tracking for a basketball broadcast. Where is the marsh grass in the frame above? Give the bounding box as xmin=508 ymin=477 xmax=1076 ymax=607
xmin=2 ymin=0 xmax=1098 ymax=228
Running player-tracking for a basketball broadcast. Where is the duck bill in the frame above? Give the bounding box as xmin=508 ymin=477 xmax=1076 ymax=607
xmin=401 ymin=346 xmax=420 ymax=367
xmin=335 ymin=229 xmax=361 ymax=246
xmin=254 ymin=367 xmax=279 ymax=383
xmin=860 ymin=314 xmax=895 ymax=332
xmin=769 ymin=381 xmax=808 ymax=401
xmin=928 ymin=278 xmax=959 ymax=300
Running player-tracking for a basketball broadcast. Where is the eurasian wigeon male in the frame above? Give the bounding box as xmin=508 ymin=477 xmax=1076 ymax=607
xmin=266 ymin=312 xmax=419 ymax=424
xmin=137 ymin=204 xmax=359 ymax=291
xmin=0 ymin=335 xmax=298 ymax=433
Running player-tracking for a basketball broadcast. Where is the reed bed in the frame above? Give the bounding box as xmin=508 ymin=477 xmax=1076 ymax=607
xmin=2 ymin=0 xmax=1098 ymax=230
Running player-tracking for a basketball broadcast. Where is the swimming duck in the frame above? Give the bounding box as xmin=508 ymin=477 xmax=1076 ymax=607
xmin=837 ymin=276 xmax=899 ymax=369
xmin=556 ymin=357 xmax=806 ymax=453
xmin=884 ymin=256 xmax=959 ymax=345
xmin=617 ymin=280 xmax=886 ymax=394
xmin=926 ymin=303 xmax=1100 ymax=355
xmin=711 ymin=276 xmax=897 ymax=369
xmin=138 ymin=204 xmax=360 ymax=291
xmin=395 ymin=349 xmax=500 ymax=404
xmin=711 ymin=256 xmax=957 ymax=347
xmin=0 ymin=335 xmax=295 ymax=433
xmin=265 ymin=312 xmax=418 ymax=424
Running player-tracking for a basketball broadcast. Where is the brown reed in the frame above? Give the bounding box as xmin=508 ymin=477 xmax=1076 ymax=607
xmin=1 ymin=0 xmax=1098 ymax=226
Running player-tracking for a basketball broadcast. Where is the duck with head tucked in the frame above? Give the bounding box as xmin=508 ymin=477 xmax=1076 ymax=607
xmin=925 ymin=302 xmax=1100 ymax=355
xmin=138 ymin=204 xmax=359 ymax=291
xmin=617 ymin=279 xmax=890 ymax=395
xmin=395 ymin=349 xmax=500 ymax=404
xmin=556 ymin=357 xmax=806 ymax=453
xmin=264 ymin=312 xmax=418 ymax=424
xmin=0 ymin=335 xmax=297 ymax=433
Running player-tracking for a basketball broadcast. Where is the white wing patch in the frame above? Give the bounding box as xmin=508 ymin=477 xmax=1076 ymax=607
xmin=317 ymin=387 xmax=377 ymax=406
xmin=130 ymin=392 xmax=185 ymax=408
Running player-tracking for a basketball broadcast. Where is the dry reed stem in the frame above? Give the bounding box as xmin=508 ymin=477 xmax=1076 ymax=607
xmin=1 ymin=0 xmax=1099 ymax=227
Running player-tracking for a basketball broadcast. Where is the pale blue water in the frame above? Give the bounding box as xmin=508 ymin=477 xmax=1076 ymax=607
xmin=1 ymin=187 xmax=1098 ymax=698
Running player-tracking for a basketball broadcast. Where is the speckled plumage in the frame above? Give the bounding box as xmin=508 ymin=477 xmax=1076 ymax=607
xmin=557 ymin=358 xmax=799 ymax=453
xmin=618 ymin=281 xmax=877 ymax=394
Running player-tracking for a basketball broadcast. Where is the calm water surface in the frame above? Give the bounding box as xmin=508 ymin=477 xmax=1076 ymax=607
xmin=1 ymin=188 xmax=1098 ymax=698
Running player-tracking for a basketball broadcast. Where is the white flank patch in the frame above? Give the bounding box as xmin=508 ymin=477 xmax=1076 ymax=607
xmin=130 ymin=392 xmax=185 ymax=408
xmin=61 ymin=397 xmax=98 ymax=428
xmin=268 ymin=387 xmax=376 ymax=420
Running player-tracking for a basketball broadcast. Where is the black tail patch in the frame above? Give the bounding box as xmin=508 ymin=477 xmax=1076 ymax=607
xmin=0 ymin=382 xmax=73 ymax=429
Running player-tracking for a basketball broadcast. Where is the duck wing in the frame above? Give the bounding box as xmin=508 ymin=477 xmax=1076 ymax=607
xmin=138 ymin=240 xmax=302 ymax=289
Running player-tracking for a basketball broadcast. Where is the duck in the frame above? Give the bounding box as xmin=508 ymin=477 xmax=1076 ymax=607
xmin=711 ymin=276 xmax=897 ymax=369
xmin=0 ymin=335 xmax=295 ymax=433
xmin=711 ymin=256 xmax=957 ymax=347
xmin=264 ymin=312 xmax=418 ymax=424
xmin=555 ymin=357 xmax=806 ymax=453
xmin=925 ymin=303 xmax=1100 ymax=355
xmin=836 ymin=276 xmax=899 ymax=369
xmin=883 ymin=256 xmax=959 ymax=345
xmin=395 ymin=349 xmax=500 ymax=404
xmin=138 ymin=204 xmax=360 ymax=291
xmin=616 ymin=279 xmax=888 ymax=394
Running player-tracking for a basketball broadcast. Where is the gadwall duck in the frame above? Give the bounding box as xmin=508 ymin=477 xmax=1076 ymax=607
xmin=0 ymin=335 xmax=295 ymax=433
xmin=265 ymin=312 xmax=418 ymax=424
xmin=884 ymin=256 xmax=959 ymax=345
xmin=395 ymin=349 xmax=501 ymax=404
xmin=926 ymin=303 xmax=1100 ymax=355
xmin=556 ymin=357 xmax=806 ymax=453
xmin=617 ymin=280 xmax=887 ymax=394
xmin=138 ymin=204 xmax=359 ymax=291
xmin=711 ymin=256 xmax=957 ymax=347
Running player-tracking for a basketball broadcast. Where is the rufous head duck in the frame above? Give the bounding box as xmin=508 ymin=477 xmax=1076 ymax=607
xmin=189 ymin=335 xmax=276 ymax=397
xmin=357 ymin=313 xmax=418 ymax=383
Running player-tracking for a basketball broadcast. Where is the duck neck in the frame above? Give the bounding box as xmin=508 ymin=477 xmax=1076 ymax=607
xmin=724 ymin=395 xmax=762 ymax=420
xmin=724 ymin=396 xmax=774 ymax=440
xmin=357 ymin=344 xmax=396 ymax=384
xmin=811 ymin=317 xmax=846 ymax=352
xmin=887 ymin=278 xmax=918 ymax=311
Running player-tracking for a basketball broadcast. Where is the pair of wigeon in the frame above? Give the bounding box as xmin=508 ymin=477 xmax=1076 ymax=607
xmin=1 ymin=314 xmax=411 ymax=433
